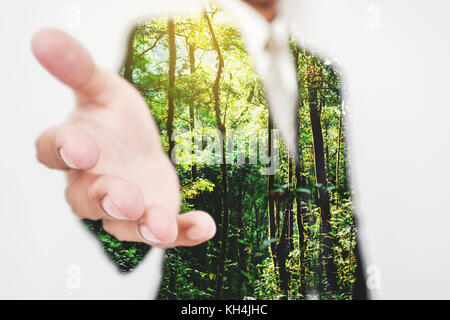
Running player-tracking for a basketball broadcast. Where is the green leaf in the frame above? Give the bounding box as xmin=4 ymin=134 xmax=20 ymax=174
xmin=109 ymin=241 xmax=122 ymax=248
xmin=237 ymin=239 xmax=250 ymax=246
xmin=296 ymin=188 xmax=312 ymax=195
xmin=98 ymin=234 xmax=109 ymax=242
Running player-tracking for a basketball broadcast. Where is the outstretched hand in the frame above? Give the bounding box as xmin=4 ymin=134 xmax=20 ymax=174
xmin=32 ymin=28 xmax=216 ymax=248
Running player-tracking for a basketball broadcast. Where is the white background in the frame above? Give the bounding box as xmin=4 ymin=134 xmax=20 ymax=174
xmin=0 ymin=0 xmax=449 ymax=299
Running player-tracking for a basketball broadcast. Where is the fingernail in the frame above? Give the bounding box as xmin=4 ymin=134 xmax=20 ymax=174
xmin=186 ymin=226 xmax=205 ymax=241
xmin=58 ymin=148 xmax=79 ymax=169
xmin=138 ymin=224 xmax=162 ymax=244
xmin=101 ymin=196 xmax=128 ymax=220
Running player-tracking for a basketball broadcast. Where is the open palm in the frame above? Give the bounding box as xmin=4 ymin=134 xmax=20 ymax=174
xmin=32 ymin=28 xmax=216 ymax=248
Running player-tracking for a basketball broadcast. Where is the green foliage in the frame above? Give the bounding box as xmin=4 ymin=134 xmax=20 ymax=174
xmin=84 ymin=220 xmax=150 ymax=273
xmin=253 ymin=258 xmax=284 ymax=300
xmin=90 ymin=3 xmax=359 ymax=300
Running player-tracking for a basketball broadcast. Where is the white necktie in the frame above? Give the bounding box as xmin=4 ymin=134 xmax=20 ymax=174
xmin=264 ymin=27 xmax=299 ymax=155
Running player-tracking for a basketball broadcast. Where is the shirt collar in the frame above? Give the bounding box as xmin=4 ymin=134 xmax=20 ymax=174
xmin=217 ymin=0 xmax=290 ymax=55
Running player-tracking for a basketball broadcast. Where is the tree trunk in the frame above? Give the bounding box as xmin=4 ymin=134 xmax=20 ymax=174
xmin=187 ymin=42 xmax=198 ymax=180
xmin=287 ymin=155 xmax=295 ymax=297
xmin=236 ymin=181 xmax=247 ymax=298
xmin=324 ymin=119 xmax=330 ymax=184
xmin=277 ymin=202 xmax=290 ymax=299
xmin=295 ymin=156 xmax=309 ymax=298
xmin=267 ymin=118 xmax=279 ymax=289
xmin=306 ymin=63 xmax=338 ymax=294
xmin=335 ymin=104 xmax=343 ymax=206
xmin=167 ymin=19 xmax=176 ymax=157
xmin=205 ymin=12 xmax=229 ymax=299
xmin=291 ymin=43 xmax=310 ymax=298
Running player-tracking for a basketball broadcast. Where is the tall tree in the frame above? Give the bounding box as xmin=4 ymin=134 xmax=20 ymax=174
xmin=291 ymin=43 xmax=310 ymax=297
xmin=306 ymin=60 xmax=338 ymax=293
xmin=204 ymin=11 xmax=229 ymax=299
xmin=277 ymin=203 xmax=290 ymax=299
xmin=335 ymin=103 xmax=343 ymax=205
xmin=187 ymin=42 xmax=198 ymax=180
xmin=236 ymin=176 xmax=247 ymax=298
xmin=267 ymin=118 xmax=279 ymax=290
xmin=167 ymin=18 xmax=176 ymax=156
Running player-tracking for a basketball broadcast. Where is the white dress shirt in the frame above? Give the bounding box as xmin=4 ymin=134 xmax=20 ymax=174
xmin=218 ymin=0 xmax=299 ymax=153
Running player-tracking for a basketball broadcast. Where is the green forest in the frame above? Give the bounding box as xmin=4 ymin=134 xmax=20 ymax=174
xmin=86 ymin=3 xmax=360 ymax=300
